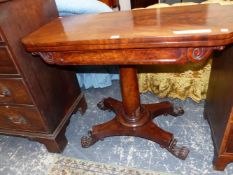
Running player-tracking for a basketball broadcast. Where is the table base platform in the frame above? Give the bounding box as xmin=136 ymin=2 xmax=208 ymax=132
xmin=81 ymin=67 xmax=189 ymax=160
xmin=81 ymin=97 xmax=189 ymax=160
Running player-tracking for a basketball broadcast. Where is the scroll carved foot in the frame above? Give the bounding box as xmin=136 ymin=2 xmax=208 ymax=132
xmin=81 ymin=131 xmax=98 ymax=148
xmin=166 ymin=139 xmax=189 ymax=160
xmin=97 ymin=99 xmax=109 ymax=111
xmin=144 ymin=102 xmax=184 ymax=119
xmin=166 ymin=107 xmax=184 ymax=117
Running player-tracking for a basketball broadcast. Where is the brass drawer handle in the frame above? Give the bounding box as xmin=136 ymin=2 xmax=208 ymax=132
xmin=7 ymin=115 xmax=27 ymax=125
xmin=0 ymin=87 xmax=11 ymax=98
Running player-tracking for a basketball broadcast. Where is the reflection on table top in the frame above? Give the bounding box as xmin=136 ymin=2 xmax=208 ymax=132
xmin=22 ymin=4 xmax=233 ymax=51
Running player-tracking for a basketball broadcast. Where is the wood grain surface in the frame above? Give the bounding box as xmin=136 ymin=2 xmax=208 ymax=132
xmin=22 ymin=4 xmax=233 ymax=52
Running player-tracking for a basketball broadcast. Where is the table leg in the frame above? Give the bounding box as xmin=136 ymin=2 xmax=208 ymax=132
xmin=81 ymin=66 xmax=189 ymax=160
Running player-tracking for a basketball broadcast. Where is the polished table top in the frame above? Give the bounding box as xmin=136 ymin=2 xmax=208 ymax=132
xmin=22 ymin=4 xmax=233 ymax=52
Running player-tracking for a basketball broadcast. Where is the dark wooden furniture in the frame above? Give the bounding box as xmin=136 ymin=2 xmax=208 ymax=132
xmin=99 ymin=0 xmax=119 ymax=8
xmin=204 ymin=45 xmax=233 ymax=170
xmin=0 ymin=0 xmax=87 ymax=153
xmin=130 ymin=0 xmax=158 ymax=8
xmin=22 ymin=4 xmax=233 ymax=169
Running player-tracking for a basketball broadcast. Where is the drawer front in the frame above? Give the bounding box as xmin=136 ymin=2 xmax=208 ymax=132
xmin=0 ymin=29 xmax=4 ymax=43
xmin=226 ymin=122 xmax=233 ymax=153
xmin=0 ymin=105 xmax=48 ymax=132
xmin=0 ymin=34 xmax=3 ymax=43
xmin=0 ymin=78 xmax=33 ymax=105
xmin=0 ymin=46 xmax=18 ymax=74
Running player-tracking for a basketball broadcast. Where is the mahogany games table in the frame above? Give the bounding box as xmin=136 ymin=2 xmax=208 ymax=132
xmin=22 ymin=4 xmax=233 ymax=169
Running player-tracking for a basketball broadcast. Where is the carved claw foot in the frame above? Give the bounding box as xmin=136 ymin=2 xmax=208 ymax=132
xmin=168 ymin=107 xmax=184 ymax=117
xmin=166 ymin=139 xmax=189 ymax=160
xmin=81 ymin=131 xmax=98 ymax=148
xmin=97 ymin=99 xmax=111 ymax=111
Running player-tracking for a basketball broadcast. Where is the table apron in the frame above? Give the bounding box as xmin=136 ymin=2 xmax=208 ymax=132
xmin=33 ymin=46 xmax=224 ymax=65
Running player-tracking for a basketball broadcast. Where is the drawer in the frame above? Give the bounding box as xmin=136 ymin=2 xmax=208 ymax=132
xmin=0 ymin=33 xmax=3 ymax=43
xmin=0 ymin=106 xmax=48 ymax=133
xmin=0 ymin=46 xmax=18 ymax=74
xmin=0 ymin=29 xmax=4 ymax=43
xmin=226 ymin=123 xmax=233 ymax=153
xmin=0 ymin=78 xmax=33 ymax=105
xmin=0 ymin=105 xmax=48 ymax=132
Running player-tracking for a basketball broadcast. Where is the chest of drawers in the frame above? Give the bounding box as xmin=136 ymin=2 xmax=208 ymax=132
xmin=130 ymin=0 xmax=158 ymax=9
xmin=0 ymin=0 xmax=87 ymax=152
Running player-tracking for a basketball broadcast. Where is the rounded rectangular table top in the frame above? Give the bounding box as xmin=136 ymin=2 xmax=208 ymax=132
xmin=22 ymin=4 xmax=233 ymax=52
